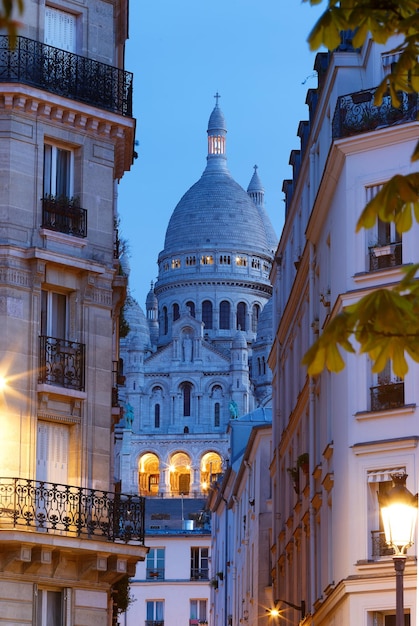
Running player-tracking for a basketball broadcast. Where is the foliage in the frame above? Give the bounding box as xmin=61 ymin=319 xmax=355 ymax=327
xmin=112 ymin=575 xmax=135 ymax=622
xmin=301 ymin=0 xmax=419 ymax=378
xmin=1 ymin=0 xmax=24 ymax=44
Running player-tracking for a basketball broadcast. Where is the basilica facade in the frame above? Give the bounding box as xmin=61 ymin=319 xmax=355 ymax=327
xmin=116 ymin=100 xmax=276 ymax=499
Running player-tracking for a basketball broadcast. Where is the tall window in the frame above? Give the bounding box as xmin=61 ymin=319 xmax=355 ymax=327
xmin=190 ymin=547 xmax=209 ymax=580
xmin=190 ymin=600 xmax=207 ymax=623
xmin=219 ymin=301 xmax=230 ymax=329
xmin=44 ymin=144 xmax=73 ymax=199
xmin=186 ymin=301 xmax=195 ymax=317
xmin=162 ymin=307 xmax=168 ymax=335
xmin=45 ymin=7 xmax=76 ymax=51
xmin=202 ymin=300 xmax=213 ymax=329
xmin=41 ymin=290 xmax=67 ymax=339
xmin=214 ymin=402 xmax=220 ymax=427
xmin=146 ymin=548 xmax=165 ymax=581
xmin=173 ymin=303 xmax=180 ymax=321
xmin=36 ymin=588 xmax=64 ymax=626
xmin=251 ymin=304 xmax=260 ymax=332
xmin=182 ymin=382 xmax=192 ymax=417
xmin=154 ymin=404 xmax=160 ymax=429
xmin=236 ymin=302 xmax=247 ymax=331
xmin=146 ymin=601 xmax=164 ymax=626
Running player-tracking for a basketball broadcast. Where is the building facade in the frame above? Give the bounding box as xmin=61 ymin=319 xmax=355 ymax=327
xmin=0 ymin=2 xmax=147 ymax=624
xmin=270 ymin=34 xmax=419 ymax=625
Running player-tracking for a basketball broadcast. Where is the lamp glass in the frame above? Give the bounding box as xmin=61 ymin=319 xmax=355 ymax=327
xmin=381 ymin=502 xmax=417 ymax=551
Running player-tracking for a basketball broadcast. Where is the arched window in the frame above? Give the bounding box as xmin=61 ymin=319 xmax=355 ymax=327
xmin=236 ymin=302 xmax=247 ymax=331
xmin=181 ymin=382 xmax=192 ymax=417
xmin=202 ymin=300 xmax=213 ymax=329
xmin=214 ymin=402 xmax=220 ymax=427
xmin=173 ymin=303 xmax=180 ymax=321
xmin=186 ymin=301 xmax=195 ymax=317
xmin=252 ymin=304 xmax=260 ymax=332
xmin=163 ymin=306 xmax=168 ymax=335
xmin=219 ymin=301 xmax=230 ymax=330
xmin=154 ymin=404 xmax=160 ymax=428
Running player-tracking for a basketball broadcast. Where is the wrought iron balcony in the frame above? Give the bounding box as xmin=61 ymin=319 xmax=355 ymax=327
xmin=332 ymin=88 xmax=418 ymax=139
xmin=371 ymin=529 xmax=394 ymax=558
xmin=146 ymin=567 xmax=165 ymax=581
xmin=0 ymin=477 xmax=145 ymax=543
xmin=0 ymin=35 xmax=133 ymax=116
xmin=145 ymin=621 xmax=164 ymax=626
xmin=369 ymin=241 xmax=402 ymax=271
xmin=190 ymin=567 xmax=209 ymax=580
xmin=39 ymin=335 xmax=85 ymax=391
xmin=370 ymin=381 xmax=404 ymax=411
xmin=42 ymin=196 xmax=87 ymax=238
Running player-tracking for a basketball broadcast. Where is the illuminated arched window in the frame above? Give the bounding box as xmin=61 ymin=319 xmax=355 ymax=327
xmin=181 ymin=382 xmax=192 ymax=417
xmin=236 ymin=302 xmax=247 ymax=331
xmin=219 ymin=301 xmax=230 ymax=330
xmin=202 ymin=300 xmax=213 ymax=329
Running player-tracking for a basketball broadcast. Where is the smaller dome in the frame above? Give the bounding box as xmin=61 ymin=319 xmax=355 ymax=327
xmin=208 ymin=94 xmax=226 ymax=133
xmin=247 ymin=165 xmax=264 ymax=194
xmin=146 ymin=281 xmax=158 ymax=311
xmin=123 ymin=298 xmax=151 ymax=350
xmin=119 ymin=251 xmax=130 ymax=277
xmin=232 ymin=330 xmax=247 ymax=349
xmin=256 ymin=299 xmax=273 ymax=343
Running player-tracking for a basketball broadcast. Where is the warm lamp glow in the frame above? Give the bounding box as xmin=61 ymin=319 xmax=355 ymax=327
xmin=169 ymin=464 xmax=175 ymax=473
xmin=201 ymin=481 xmax=208 ymax=491
xmin=0 ymin=376 xmax=6 ymax=391
xmin=379 ymin=473 xmax=418 ymax=555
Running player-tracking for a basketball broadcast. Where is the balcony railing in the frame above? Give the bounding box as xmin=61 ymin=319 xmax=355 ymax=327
xmin=371 ymin=529 xmax=394 ymax=558
xmin=332 ymin=88 xmax=418 ymax=139
xmin=39 ymin=335 xmax=85 ymax=391
xmin=145 ymin=621 xmax=164 ymax=626
xmin=190 ymin=567 xmax=209 ymax=580
xmin=0 ymin=477 xmax=145 ymax=543
xmin=42 ymin=196 xmax=87 ymax=238
xmin=369 ymin=242 xmax=402 ymax=271
xmin=0 ymin=35 xmax=133 ymax=116
xmin=146 ymin=567 xmax=165 ymax=581
xmin=370 ymin=381 xmax=404 ymax=411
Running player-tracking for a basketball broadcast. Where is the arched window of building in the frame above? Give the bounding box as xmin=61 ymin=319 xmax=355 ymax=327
xmin=162 ymin=306 xmax=168 ymax=335
xmin=257 ymin=357 xmax=261 ymax=376
xmin=181 ymin=382 xmax=192 ymax=417
xmin=214 ymin=402 xmax=220 ymax=427
xmin=173 ymin=302 xmax=180 ymax=321
xmin=202 ymin=300 xmax=213 ymax=329
xmin=186 ymin=301 xmax=195 ymax=317
xmin=252 ymin=303 xmax=260 ymax=332
xmin=219 ymin=300 xmax=230 ymax=330
xmin=154 ymin=404 xmax=160 ymax=428
xmin=236 ymin=302 xmax=247 ymax=331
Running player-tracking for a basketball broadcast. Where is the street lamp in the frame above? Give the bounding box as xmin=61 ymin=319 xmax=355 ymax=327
xmin=378 ymin=473 xmax=418 ymax=626
xmin=268 ymin=599 xmax=305 ymax=621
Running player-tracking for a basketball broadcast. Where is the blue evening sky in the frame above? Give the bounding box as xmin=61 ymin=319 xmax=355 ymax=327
xmin=118 ymin=1 xmax=324 ymax=308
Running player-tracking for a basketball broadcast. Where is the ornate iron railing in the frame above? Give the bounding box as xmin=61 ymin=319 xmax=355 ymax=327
xmin=371 ymin=529 xmax=394 ymax=558
xmin=369 ymin=241 xmax=402 ymax=271
xmin=42 ymin=196 xmax=87 ymax=238
xmin=370 ymin=382 xmax=404 ymax=411
xmin=332 ymin=88 xmax=418 ymax=139
xmin=39 ymin=335 xmax=85 ymax=391
xmin=0 ymin=35 xmax=133 ymax=116
xmin=0 ymin=477 xmax=145 ymax=543
xmin=145 ymin=621 xmax=164 ymax=626
xmin=146 ymin=567 xmax=165 ymax=581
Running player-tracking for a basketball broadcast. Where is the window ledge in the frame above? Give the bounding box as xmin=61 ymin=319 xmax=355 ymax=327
xmin=355 ymin=403 xmax=416 ymax=420
xmin=40 ymin=228 xmax=88 ymax=248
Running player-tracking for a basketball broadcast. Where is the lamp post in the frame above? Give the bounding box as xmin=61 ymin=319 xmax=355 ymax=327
xmin=378 ymin=473 xmax=418 ymax=626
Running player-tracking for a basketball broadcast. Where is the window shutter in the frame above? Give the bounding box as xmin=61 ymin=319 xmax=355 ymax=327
xmin=45 ymin=7 xmax=76 ymax=52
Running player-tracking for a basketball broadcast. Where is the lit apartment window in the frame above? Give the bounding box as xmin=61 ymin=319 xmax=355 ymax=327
xmin=43 ymin=144 xmax=73 ymax=199
xmin=146 ymin=548 xmax=165 ymax=580
xmin=190 ymin=547 xmax=209 ymax=580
